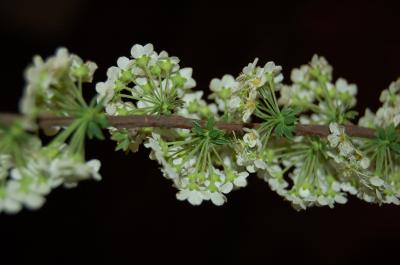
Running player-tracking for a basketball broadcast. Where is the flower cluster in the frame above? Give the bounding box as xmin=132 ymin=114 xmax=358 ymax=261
xmin=359 ymin=78 xmax=400 ymax=128
xmin=279 ymin=55 xmax=357 ymax=124
xmin=0 ymin=48 xmax=108 ymax=213
xmin=222 ymin=55 xmax=400 ymax=209
xmin=209 ymin=59 xmax=283 ymax=123
xmin=95 ymin=44 xmax=215 ymax=152
xmin=1 ymin=44 xmax=400 ymax=213
xmin=0 ymin=121 xmax=101 ymax=213
xmin=144 ymin=118 xmax=249 ymax=206
xmin=20 ymin=48 xmax=97 ymax=120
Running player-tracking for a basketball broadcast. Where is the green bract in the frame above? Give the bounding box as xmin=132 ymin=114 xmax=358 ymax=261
xmin=0 ymin=43 xmax=399 ymax=213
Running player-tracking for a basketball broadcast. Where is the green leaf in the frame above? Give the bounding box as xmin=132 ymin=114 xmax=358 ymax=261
xmin=273 ymin=107 xmax=298 ymax=139
xmin=95 ymin=113 xmax=110 ymax=128
xmin=191 ymin=117 xmax=229 ymax=146
xmin=344 ymin=110 xmax=358 ymax=120
xmin=205 ymin=116 xmax=215 ymax=130
xmin=391 ymin=143 xmax=400 ymax=155
xmin=376 ymin=127 xmax=386 ymax=140
xmin=111 ymin=130 xmax=132 ymax=152
xmin=87 ymin=122 xmax=105 ymax=140
xmin=191 ymin=121 xmax=204 ymax=136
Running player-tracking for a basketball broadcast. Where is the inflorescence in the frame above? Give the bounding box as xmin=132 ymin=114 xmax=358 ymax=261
xmin=0 ymin=43 xmax=399 ymax=213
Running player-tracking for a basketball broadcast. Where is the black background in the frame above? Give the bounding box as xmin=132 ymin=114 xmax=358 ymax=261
xmin=0 ymin=1 xmax=400 ymax=264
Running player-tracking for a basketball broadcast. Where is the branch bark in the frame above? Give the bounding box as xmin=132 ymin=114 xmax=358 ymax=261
xmin=0 ymin=113 xmax=376 ymax=138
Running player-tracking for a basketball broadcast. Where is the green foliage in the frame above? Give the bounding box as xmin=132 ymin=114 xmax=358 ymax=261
xmin=85 ymin=99 xmax=110 ymax=140
xmin=365 ymin=124 xmax=400 ymax=176
xmin=192 ymin=117 xmax=230 ymax=146
xmin=111 ymin=129 xmax=132 ymax=152
xmin=0 ymin=121 xmax=36 ymax=167
xmin=273 ymin=107 xmax=299 ymax=139
xmin=256 ymin=85 xmax=298 ymax=144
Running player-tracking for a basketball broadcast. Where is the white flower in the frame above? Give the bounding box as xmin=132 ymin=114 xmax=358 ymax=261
xmin=204 ymin=191 xmax=226 ymax=206
xmin=233 ymin=172 xmax=249 ymax=187
xmin=380 ymin=79 xmax=400 ymax=103
xmin=278 ymin=85 xmax=292 ymax=106
xmin=340 ymin=182 xmax=358 ymax=195
xmin=336 ymin=78 xmax=357 ymax=96
xmin=70 ymin=54 xmax=98 ymax=82
xmin=210 ymin=75 xmax=239 ymax=93
xmin=117 ymin=56 xmax=132 ymax=70
xmin=370 ymin=176 xmax=384 ymax=187
xmin=220 ymin=182 xmax=233 ymax=194
xmin=176 ymin=189 xmax=204 ymax=205
xmin=327 ymin=125 xmax=341 ymax=148
xmin=327 ymin=123 xmax=354 ymax=157
xmin=0 ymin=189 xmax=22 ymax=214
xmin=182 ymin=91 xmax=204 ymax=105
xmin=242 ymin=58 xmax=259 ymax=75
xmin=358 ymin=108 xmax=376 ymax=128
xmin=264 ymin=61 xmax=283 ymax=83
xmin=96 ymin=81 xmax=115 ymax=104
xmin=49 ymin=157 xmax=102 ymax=188
xmin=178 ymin=68 xmax=196 ymax=89
xmin=209 ymin=75 xmax=240 ymax=112
xmin=144 ymin=133 xmax=178 ymax=179
xmin=334 ymin=194 xmax=348 ymax=204
xmin=310 ymin=54 xmax=332 ymax=77
xmin=242 ymin=96 xmax=257 ymax=122
xmin=254 ymin=159 xmax=267 ymax=170
xmin=243 ymin=129 xmax=261 ymax=149
xmin=228 ymin=96 xmax=241 ymax=110
xmin=267 ymin=178 xmax=288 ymax=195
xmin=264 ymin=61 xmax=281 ymax=74
xmin=5 ymin=179 xmax=45 ymax=210
xmin=338 ymin=141 xmax=354 ymax=157
xmin=19 ymin=47 xmax=79 ymax=116
xmin=290 ymin=65 xmax=309 ymax=83
xmin=51 ymin=48 xmax=70 ymax=68
xmin=385 ymin=195 xmax=400 ymax=205
xmin=130 ymin=43 xmax=154 ymax=59
xmin=359 ymin=157 xmax=370 ymax=169
xmin=299 ymin=187 xmax=311 ymax=198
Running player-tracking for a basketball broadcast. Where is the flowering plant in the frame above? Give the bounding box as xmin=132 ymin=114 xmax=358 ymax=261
xmin=0 ymin=43 xmax=399 ymax=213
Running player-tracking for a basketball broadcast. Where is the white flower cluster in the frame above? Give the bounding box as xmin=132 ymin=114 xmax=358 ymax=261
xmin=235 ymin=129 xmax=267 ymax=173
xmin=96 ymin=43 xmax=216 ymax=152
xmin=210 ymin=59 xmax=283 ymax=122
xmin=279 ymin=55 xmax=357 ymax=124
xmin=144 ymin=132 xmax=249 ymax=206
xmin=0 ymin=133 xmax=101 ymax=214
xmin=109 ymin=51 xmax=400 ymax=209
xmin=4 ymin=44 xmax=400 ymax=212
xmin=20 ymin=48 xmax=97 ymax=119
xmin=255 ymin=134 xmax=351 ymax=210
xmin=1 ymin=47 xmax=106 ymax=214
xmin=327 ymin=123 xmax=370 ymax=169
xmin=359 ymin=78 xmax=400 ymax=128
xmin=356 ymin=80 xmax=400 ymax=204
xmin=96 ymin=43 xmax=197 ymax=115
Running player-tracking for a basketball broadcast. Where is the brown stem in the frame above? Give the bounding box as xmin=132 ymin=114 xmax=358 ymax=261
xmin=38 ymin=115 xmax=376 ymax=138
xmin=0 ymin=113 xmax=376 ymax=138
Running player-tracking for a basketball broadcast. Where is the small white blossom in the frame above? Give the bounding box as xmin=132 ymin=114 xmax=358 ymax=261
xmin=370 ymin=176 xmax=384 ymax=187
xmin=130 ymin=43 xmax=155 ymax=59
xmin=328 ymin=123 xmax=354 ymax=157
xmin=243 ymin=129 xmax=261 ymax=149
xmin=233 ymin=172 xmax=249 ymax=187
xmin=336 ymin=78 xmax=357 ymax=96
xmin=176 ymin=188 xmax=205 ymax=206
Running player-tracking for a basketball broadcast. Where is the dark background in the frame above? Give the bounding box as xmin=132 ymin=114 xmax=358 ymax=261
xmin=0 ymin=1 xmax=399 ymax=264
